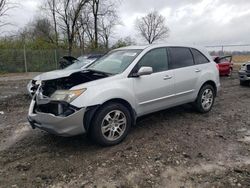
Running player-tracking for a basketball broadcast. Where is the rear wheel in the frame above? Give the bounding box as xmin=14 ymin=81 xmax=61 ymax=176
xmin=194 ymin=84 xmax=215 ymax=113
xmin=90 ymin=102 xmax=131 ymax=146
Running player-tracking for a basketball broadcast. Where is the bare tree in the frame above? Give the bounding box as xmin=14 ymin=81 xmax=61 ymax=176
xmin=43 ymin=0 xmax=59 ymax=46
xmin=17 ymin=17 xmax=55 ymax=44
xmin=135 ymin=11 xmax=169 ymax=44
xmin=76 ymin=15 xmax=86 ymax=52
xmin=89 ymin=0 xmax=117 ymax=49
xmin=40 ymin=0 xmax=119 ymax=51
xmin=31 ymin=18 xmax=55 ymax=43
xmin=90 ymin=0 xmax=99 ymax=49
xmin=55 ymin=0 xmax=88 ymax=55
xmin=99 ymin=10 xmax=120 ymax=49
xmin=77 ymin=5 xmax=95 ymax=50
xmin=0 ymin=0 xmax=16 ymax=28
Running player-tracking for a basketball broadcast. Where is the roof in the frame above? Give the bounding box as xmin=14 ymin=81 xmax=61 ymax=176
xmin=116 ymin=43 xmax=207 ymax=50
xmin=114 ymin=43 xmax=212 ymax=61
xmin=117 ymin=45 xmax=150 ymax=50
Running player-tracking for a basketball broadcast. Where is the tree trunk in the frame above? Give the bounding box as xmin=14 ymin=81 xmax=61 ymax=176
xmin=93 ymin=0 xmax=99 ymax=49
xmin=53 ymin=12 xmax=58 ymax=47
xmin=51 ymin=0 xmax=58 ymax=47
xmin=94 ymin=15 xmax=98 ymax=48
xmin=68 ymin=42 xmax=72 ymax=56
xmin=105 ymin=35 xmax=109 ymax=49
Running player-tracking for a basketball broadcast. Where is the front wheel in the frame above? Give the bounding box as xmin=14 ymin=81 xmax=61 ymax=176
xmin=90 ymin=102 xmax=131 ymax=146
xmin=194 ymin=84 xmax=215 ymax=113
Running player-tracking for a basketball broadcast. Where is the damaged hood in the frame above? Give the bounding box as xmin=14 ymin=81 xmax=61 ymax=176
xmin=33 ymin=69 xmax=80 ymax=81
xmin=71 ymin=73 xmax=122 ymax=90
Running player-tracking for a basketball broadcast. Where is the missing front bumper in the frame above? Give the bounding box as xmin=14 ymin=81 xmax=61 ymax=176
xmin=28 ymin=99 xmax=86 ymax=136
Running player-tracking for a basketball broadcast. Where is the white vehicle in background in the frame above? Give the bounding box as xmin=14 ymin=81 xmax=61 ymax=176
xmin=238 ymin=61 xmax=250 ymax=86
xmin=27 ymin=55 xmax=102 ymax=96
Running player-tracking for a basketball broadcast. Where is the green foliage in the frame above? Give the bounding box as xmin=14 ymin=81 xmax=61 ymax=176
xmin=0 ymin=37 xmax=61 ymax=50
xmin=0 ymin=33 xmax=134 ymax=73
xmin=112 ymin=37 xmax=135 ymax=49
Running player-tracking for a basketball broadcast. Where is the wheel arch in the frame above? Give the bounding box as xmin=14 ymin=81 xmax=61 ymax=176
xmin=84 ymin=98 xmax=137 ymax=132
xmin=199 ymin=80 xmax=217 ymax=97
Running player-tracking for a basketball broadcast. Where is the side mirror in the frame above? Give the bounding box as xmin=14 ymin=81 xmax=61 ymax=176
xmin=137 ymin=66 xmax=153 ymax=76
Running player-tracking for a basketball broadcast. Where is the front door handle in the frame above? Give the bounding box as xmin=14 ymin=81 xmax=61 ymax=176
xmin=195 ymin=69 xmax=201 ymax=73
xmin=163 ymin=75 xmax=172 ymax=80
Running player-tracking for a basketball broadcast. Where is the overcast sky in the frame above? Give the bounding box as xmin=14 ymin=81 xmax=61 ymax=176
xmin=3 ymin=0 xmax=250 ymax=48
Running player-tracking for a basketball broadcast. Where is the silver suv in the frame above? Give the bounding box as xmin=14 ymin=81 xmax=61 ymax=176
xmin=28 ymin=44 xmax=220 ymax=146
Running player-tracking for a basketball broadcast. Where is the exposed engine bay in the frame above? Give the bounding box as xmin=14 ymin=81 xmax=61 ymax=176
xmin=40 ymin=70 xmax=108 ymax=97
xmin=32 ymin=70 xmax=109 ymax=116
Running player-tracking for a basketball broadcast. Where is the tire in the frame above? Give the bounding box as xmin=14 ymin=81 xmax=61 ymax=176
xmin=90 ymin=102 xmax=131 ymax=146
xmin=240 ymin=80 xmax=249 ymax=86
xmin=194 ymin=84 xmax=215 ymax=113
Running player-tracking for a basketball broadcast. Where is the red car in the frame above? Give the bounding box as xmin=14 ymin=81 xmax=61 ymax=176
xmin=213 ymin=56 xmax=233 ymax=76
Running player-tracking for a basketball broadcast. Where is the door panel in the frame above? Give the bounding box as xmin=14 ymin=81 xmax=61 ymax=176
xmin=173 ymin=66 xmax=200 ymax=102
xmin=133 ymin=70 xmax=175 ymax=116
xmin=168 ymin=47 xmax=199 ymax=102
xmin=131 ymin=48 xmax=175 ymax=116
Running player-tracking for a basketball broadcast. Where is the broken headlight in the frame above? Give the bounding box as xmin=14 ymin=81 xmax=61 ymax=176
xmin=50 ymin=89 xmax=86 ymax=103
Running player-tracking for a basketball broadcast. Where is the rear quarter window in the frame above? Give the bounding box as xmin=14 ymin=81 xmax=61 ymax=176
xmin=191 ymin=48 xmax=210 ymax=64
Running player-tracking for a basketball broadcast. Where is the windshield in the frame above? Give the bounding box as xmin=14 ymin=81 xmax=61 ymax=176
xmin=87 ymin=50 xmax=142 ymax=74
xmin=64 ymin=58 xmax=93 ymax=70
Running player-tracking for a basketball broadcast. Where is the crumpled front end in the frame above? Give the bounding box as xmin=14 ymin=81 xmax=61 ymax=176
xmin=28 ymin=93 xmax=86 ymax=137
xmin=27 ymin=70 xmax=111 ymax=136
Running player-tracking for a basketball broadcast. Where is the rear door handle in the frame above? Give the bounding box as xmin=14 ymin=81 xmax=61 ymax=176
xmin=195 ymin=69 xmax=201 ymax=73
xmin=163 ymin=75 xmax=172 ymax=80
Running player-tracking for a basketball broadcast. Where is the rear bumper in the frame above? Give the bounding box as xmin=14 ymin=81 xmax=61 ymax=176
xmin=28 ymin=99 xmax=86 ymax=137
xmin=219 ymin=68 xmax=230 ymax=75
xmin=238 ymin=71 xmax=250 ymax=81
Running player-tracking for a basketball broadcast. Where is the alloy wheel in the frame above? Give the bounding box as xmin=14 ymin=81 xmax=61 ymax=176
xmin=201 ymin=89 xmax=214 ymax=110
xmin=101 ymin=110 xmax=127 ymax=141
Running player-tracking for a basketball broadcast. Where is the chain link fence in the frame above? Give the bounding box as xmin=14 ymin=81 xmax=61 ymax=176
xmin=1 ymin=45 xmax=250 ymax=73
xmin=205 ymin=44 xmax=250 ymax=63
xmin=0 ymin=48 xmax=85 ymax=73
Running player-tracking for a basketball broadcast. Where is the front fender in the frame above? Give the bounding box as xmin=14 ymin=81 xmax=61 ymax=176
xmin=70 ymin=80 xmax=136 ymax=110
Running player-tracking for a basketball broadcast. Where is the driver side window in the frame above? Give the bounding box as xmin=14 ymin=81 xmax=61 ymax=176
xmin=137 ymin=48 xmax=168 ymax=73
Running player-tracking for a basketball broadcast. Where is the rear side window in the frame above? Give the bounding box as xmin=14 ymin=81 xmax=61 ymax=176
xmin=191 ymin=49 xmax=210 ymax=64
xmin=137 ymin=48 xmax=168 ymax=73
xmin=168 ymin=47 xmax=194 ymax=69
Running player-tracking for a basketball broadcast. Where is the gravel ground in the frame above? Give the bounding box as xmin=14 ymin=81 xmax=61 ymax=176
xmin=0 ymin=72 xmax=249 ymax=188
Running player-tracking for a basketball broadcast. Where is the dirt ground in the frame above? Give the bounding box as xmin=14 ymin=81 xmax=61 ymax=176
xmin=0 ymin=72 xmax=249 ymax=188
